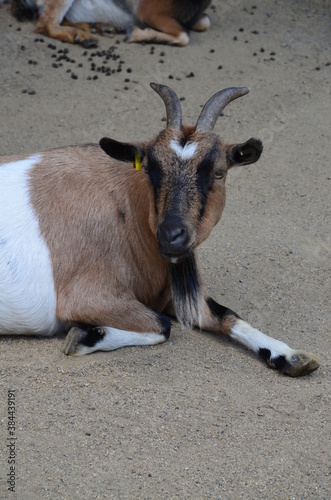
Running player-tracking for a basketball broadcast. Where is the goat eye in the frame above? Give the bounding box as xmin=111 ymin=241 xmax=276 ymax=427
xmin=214 ymin=171 xmax=225 ymax=180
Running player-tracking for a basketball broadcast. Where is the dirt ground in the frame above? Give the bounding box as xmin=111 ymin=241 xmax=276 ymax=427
xmin=0 ymin=0 xmax=330 ymax=498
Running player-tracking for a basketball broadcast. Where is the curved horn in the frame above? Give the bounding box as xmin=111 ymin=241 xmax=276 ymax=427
xmin=150 ymin=82 xmax=182 ymax=130
xmin=195 ymin=87 xmax=250 ymax=132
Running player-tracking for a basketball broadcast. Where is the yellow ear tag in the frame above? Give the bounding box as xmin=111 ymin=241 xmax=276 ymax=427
xmin=134 ymin=152 xmax=142 ymax=171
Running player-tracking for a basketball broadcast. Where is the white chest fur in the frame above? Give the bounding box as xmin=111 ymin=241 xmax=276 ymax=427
xmin=0 ymin=155 xmax=60 ymax=335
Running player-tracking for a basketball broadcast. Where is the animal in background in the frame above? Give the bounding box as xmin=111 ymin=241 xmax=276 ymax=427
xmin=11 ymin=0 xmax=212 ymax=47
xmin=0 ymin=83 xmax=319 ymax=376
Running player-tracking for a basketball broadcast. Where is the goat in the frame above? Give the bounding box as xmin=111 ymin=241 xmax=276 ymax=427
xmin=11 ymin=0 xmax=211 ymax=47
xmin=0 ymin=83 xmax=319 ymax=376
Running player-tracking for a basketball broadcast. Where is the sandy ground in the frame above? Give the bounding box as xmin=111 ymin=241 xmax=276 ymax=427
xmin=0 ymin=0 xmax=330 ymax=498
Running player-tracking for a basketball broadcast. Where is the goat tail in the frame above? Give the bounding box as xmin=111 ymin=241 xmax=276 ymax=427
xmin=168 ymin=254 xmax=203 ymax=329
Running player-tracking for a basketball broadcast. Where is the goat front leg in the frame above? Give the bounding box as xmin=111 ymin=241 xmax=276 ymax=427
xmin=62 ymin=304 xmax=171 ymax=356
xmin=197 ymin=297 xmax=320 ymax=377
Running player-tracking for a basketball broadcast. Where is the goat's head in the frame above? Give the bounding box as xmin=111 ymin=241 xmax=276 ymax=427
xmin=100 ymin=83 xmax=262 ymax=263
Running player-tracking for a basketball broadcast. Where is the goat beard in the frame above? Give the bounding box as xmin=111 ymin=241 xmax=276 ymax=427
xmin=168 ymin=253 xmax=203 ymax=329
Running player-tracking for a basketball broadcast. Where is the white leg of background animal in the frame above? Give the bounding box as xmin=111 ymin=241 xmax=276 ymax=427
xmin=127 ymin=26 xmax=190 ymax=46
xmin=191 ymin=14 xmax=211 ymax=32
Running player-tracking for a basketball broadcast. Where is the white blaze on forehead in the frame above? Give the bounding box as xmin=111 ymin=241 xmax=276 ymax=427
xmin=170 ymin=139 xmax=197 ymax=161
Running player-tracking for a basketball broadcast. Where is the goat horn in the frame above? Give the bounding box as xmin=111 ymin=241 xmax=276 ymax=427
xmin=150 ymin=82 xmax=182 ymax=131
xmin=195 ymin=87 xmax=250 ymax=132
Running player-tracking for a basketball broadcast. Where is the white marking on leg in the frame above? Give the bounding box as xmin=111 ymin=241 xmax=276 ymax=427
xmin=231 ymin=319 xmax=292 ymax=358
xmin=170 ymin=139 xmax=197 ymax=161
xmin=76 ymin=327 xmax=167 ymax=355
xmin=175 ymin=32 xmax=190 ymax=46
xmin=0 ymin=155 xmax=60 ymax=335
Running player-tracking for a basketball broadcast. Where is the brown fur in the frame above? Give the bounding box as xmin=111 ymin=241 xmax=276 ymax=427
xmin=29 ymin=145 xmax=169 ymax=332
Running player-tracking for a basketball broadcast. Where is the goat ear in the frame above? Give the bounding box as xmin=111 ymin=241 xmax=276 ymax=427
xmin=227 ymin=138 xmax=263 ymax=167
xmin=99 ymin=137 xmax=144 ymax=163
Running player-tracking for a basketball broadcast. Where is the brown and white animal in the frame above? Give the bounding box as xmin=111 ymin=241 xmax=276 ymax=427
xmin=11 ymin=0 xmax=211 ymax=47
xmin=0 ymin=83 xmax=319 ymax=376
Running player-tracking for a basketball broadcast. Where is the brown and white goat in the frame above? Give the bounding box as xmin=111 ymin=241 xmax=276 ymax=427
xmin=11 ymin=0 xmax=211 ymax=47
xmin=0 ymin=83 xmax=319 ymax=376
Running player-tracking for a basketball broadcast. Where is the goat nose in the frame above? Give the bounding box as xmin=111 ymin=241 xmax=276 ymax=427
xmin=162 ymin=225 xmax=186 ymax=245
xmin=157 ymin=216 xmax=190 ymax=257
